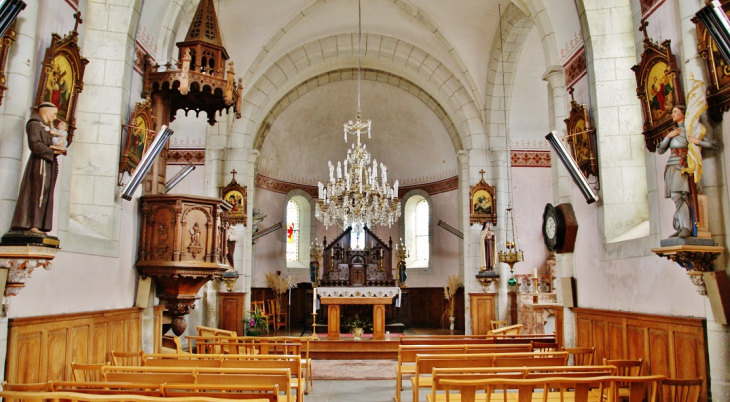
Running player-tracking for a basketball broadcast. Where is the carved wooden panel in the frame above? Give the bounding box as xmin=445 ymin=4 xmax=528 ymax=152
xmin=575 ymin=308 xmax=707 ymax=401
xmin=7 ymin=308 xmax=142 ymax=384
xmin=469 ymin=293 xmax=495 ymax=335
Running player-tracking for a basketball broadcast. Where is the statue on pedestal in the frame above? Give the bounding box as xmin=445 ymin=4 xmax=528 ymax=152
xmin=656 ymin=105 xmax=716 ymax=239
xmin=11 ymin=103 xmax=65 ymax=234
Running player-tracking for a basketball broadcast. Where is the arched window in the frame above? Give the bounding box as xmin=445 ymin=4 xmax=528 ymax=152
xmin=414 ymin=199 xmax=429 ymax=264
xmin=283 ymin=192 xmax=313 ymax=268
xmin=402 ymin=192 xmax=432 ymax=269
xmin=286 ymin=200 xmax=299 ymax=262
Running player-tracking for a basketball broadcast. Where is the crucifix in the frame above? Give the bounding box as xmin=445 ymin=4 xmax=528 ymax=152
xmin=479 ymin=169 xmax=486 ymax=180
xmin=231 ymin=169 xmax=237 ymax=181
xmin=639 ymin=19 xmax=649 ymax=41
xmin=73 ymin=11 xmax=83 ymax=33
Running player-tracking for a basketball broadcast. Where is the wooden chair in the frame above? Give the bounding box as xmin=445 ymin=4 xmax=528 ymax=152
xmin=71 ymin=361 xmax=108 ymax=381
xmin=438 ymin=376 xmax=614 ymax=402
xmin=565 ymin=346 xmax=595 ymax=366
xmin=533 ymin=341 xmax=559 ymax=352
xmin=1 ymin=382 xmax=52 ymax=392
xmin=660 ymin=378 xmax=702 ymax=402
xmin=0 ymin=390 xmax=248 ymax=402
xmin=110 ymin=350 xmax=144 ymax=366
xmin=490 ymin=320 xmax=507 ymax=330
xmin=604 ymin=358 xmax=644 ymax=401
xmin=267 ymin=299 xmax=288 ymax=331
xmin=607 ymin=375 xmax=663 ymax=402
xmin=490 ymin=323 xmax=522 ymax=335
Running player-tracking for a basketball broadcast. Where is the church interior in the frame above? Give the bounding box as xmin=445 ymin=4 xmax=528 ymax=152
xmin=0 ymin=0 xmax=729 ymax=400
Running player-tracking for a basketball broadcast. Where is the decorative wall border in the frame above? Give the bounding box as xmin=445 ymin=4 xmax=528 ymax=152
xmin=511 ymin=150 xmax=551 ymax=168
xmin=563 ymin=47 xmax=587 ymax=88
xmin=167 ymin=148 xmax=205 ymax=165
xmin=255 ymin=174 xmax=460 ymax=199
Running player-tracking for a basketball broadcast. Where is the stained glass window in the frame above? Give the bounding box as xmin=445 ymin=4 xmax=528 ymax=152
xmin=415 ymin=199 xmax=429 ymax=263
xmin=286 ymin=200 xmax=299 ymax=261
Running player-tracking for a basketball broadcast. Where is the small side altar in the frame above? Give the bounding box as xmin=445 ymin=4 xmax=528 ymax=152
xmin=316 ymin=286 xmax=401 ymax=341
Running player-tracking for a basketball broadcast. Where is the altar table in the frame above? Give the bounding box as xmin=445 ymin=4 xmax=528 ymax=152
xmin=316 ymin=287 xmax=401 ymax=341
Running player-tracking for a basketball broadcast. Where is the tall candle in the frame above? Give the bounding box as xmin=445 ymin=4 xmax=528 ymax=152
xmin=313 ymin=288 xmax=317 ymax=314
xmin=533 ymin=268 xmax=538 ymax=278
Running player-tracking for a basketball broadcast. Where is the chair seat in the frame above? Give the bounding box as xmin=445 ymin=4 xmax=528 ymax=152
xmin=411 ymin=376 xmax=433 ymax=388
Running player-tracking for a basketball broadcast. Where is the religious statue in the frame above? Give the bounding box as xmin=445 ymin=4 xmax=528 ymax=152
xmin=189 ymin=222 xmax=201 ymax=246
xmin=395 ymin=239 xmax=408 ymax=288
xmin=656 ymin=105 xmax=716 ymax=239
xmin=10 ymin=102 xmax=65 ymax=234
xmin=226 ymin=222 xmax=238 ymax=268
xmin=480 ymin=223 xmax=495 ymax=271
xmin=397 ymin=258 xmax=407 ymax=287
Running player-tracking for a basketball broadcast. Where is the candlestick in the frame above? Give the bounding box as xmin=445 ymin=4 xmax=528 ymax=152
xmin=311 ymin=312 xmax=319 ymax=340
xmin=312 ymin=288 xmax=317 ymax=314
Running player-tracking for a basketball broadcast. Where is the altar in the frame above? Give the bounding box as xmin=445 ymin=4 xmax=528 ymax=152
xmin=316 ymin=287 xmax=401 ymax=340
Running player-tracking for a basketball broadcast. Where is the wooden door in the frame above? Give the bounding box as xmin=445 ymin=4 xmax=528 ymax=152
xmin=469 ymin=293 xmax=496 ymax=335
xmin=218 ymin=292 xmax=246 ymax=335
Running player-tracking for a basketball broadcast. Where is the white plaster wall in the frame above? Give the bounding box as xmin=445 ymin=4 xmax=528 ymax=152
xmin=165 ymin=164 xmax=205 ymax=196
xmin=252 ymin=186 xmax=460 ymax=288
xmin=511 ymin=167 xmax=552 ymax=275
xmin=509 ymin=28 xmax=550 ymax=144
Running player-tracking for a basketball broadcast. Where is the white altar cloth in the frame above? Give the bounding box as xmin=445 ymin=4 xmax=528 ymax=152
xmin=315 ymin=286 xmax=401 ymax=308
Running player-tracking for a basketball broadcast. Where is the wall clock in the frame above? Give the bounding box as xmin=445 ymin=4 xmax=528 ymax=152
xmin=542 ymin=203 xmax=579 ymax=254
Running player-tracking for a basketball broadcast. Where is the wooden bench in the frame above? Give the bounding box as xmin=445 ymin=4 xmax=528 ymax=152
xmin=409 ymin=351 xmax=569 ymax=402
xmin=0 ymin=390 xmax=262 ymax=402
xmin=220 ymin=355 xmax=303 ymax=402
xmin=161 ymin=383 xmax=280 ymax=401
xmin=52 ymin=381 xmax=165 ymax=397
xmin=439 ymin=375 xmax=664 ymax=402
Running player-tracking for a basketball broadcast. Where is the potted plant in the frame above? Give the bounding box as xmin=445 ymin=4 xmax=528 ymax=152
xmin=344 ymin=314 xmax=372 ymax=340
xmin=442 ymin=274 xmax=461 ymax=331
xmin=265 ymin=272 xmax=290 ymax=326
xmin=244 ymin=307 xmax=269 ymax=336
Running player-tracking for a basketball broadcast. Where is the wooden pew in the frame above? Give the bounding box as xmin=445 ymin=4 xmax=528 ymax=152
xmin=52 ymin=381 xmax=165 ymax=397
xmin=195 ymin=367 xmax=294 ymax=402
xmin=101 ymin=366 xmax=197 ymax=384
xmin=161 ymin=383 xmax=280 ymax=401
xmin=220 ymin=355 xmax=303 ymax=402
xmin=395 ymin=345 xmax=466 ymax=402
xmin=0 ymin=390 xmax=259 ymax=401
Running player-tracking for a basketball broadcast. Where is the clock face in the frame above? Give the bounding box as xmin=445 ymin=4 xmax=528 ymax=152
xmin=546 ymin=216 xmax=556 ymax=239
xmin=542 ymin=203 xmax=558 ymax=252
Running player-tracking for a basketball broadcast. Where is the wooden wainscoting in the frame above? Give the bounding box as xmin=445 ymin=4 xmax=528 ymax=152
xmin=574 ymin=308 xmax=707 ymax=401
xmin=6 ymin=307 xmax=143 ymax=384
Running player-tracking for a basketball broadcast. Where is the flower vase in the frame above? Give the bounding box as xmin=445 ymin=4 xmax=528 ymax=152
xmin=352 ymin=328 xmax=364 ymax=340
xmin=449 ymin=316 xmax=455 ymax=331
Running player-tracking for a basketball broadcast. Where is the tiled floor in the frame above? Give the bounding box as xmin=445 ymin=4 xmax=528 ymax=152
xmin=305 ymin=380 xmax=408 ymax=402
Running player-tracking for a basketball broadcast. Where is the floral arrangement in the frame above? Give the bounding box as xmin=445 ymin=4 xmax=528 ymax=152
xmin=245 ymin=307 xmax=269 ymax=335
xmin=344 ymin=314 xmax=373 ymax=332
xmin=441 ymin=274 xmax=461 ymax=327
xmin=265 ymin=272 xmax=290 ymax=313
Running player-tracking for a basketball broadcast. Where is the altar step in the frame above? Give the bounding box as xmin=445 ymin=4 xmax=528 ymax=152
xmin=310 ymin=338 xmax=399 ymax=360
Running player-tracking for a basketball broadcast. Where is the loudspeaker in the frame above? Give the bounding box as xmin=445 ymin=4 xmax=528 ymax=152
xmin=561 ymin=276 xmax=577 ymax=308
xmin=135 ymin=277 xmax=152 ymax=308
xmin=704 ymin=270 xmax=730 ymax=325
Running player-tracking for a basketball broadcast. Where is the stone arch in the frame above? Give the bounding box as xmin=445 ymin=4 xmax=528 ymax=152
xmin=574 ymin=0 xmax=648 ymax=242
xmin=253 ymin=68 xmax=463 ymax=153
xmin=234 ymin=33 xmax=482 ymax=155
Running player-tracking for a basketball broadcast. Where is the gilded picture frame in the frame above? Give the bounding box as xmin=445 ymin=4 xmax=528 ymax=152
xmin=33 ymin=27 xmax=88 ymax=146
xmin=564 ymin=91 xmax=598 ymax=180
xmin=220 ymin=177 xmax=247 ymax=226
xmin=469 ymin=172 xmax=497 ymax=226
xmin=693 ymin=0 xmax=730 ymax=122
xmin=631 ymin=27 xmax=684 ymax=152
xmin=119 ymin=99 xmax=156 ymax=177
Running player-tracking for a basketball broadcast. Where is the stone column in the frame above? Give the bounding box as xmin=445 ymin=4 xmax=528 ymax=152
xmin=0 ymin=0 xmax=39 ymax=233
xmin=542 ymin=66 xmax=577 ymax=348
xmin=678 ymin=0 xmax=730 ymax=399
xmin=457 ymin=150 xmax=473 ymax=333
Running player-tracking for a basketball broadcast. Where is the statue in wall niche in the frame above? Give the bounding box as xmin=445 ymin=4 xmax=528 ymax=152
xmin=480 ymin=222 xmax=496 ymax=271
xmin=226 ymin=222 xmax=238 ymax=268
xmin=657 ymin=104 xmax=716 ymax=239
xmin=10 ymin=102 xmax=65 ymax=234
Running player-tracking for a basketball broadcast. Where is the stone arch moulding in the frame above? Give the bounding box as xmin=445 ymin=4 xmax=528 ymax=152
xmin=236 ymin=33 xmax=483 ymax=154
xmin=252 ymin=68 xmax=463 ymax=154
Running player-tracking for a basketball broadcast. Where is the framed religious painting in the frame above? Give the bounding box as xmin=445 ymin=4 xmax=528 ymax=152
xmin=469 ymin=170 xmax=497 ymax=226
xmin=694 ymin=0 xmax=730 ymax=121
xmin=0 ymin=21 xmax=18 ymax=106
xmin=631 ymin=22 xmax=684 ymax=152
xmin=564 ymin=88 xmax=598 ymax=179
xmin=33 ymin=17 xmax=88 ymax=146
xmin=119 ymin=99 xmax=156 ymax=177
xmin=220 ymin=172 xmax=247 ymax=226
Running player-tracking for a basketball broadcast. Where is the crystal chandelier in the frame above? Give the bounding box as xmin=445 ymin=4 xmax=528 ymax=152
xmin=315 ymin=0 xmax=401 ymax=232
